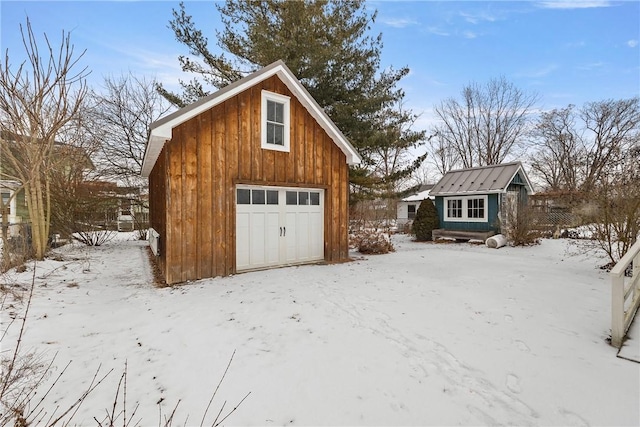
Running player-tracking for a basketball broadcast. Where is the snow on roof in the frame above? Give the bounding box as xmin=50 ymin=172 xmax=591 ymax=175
xmin=402 ymin=189 xmax=433 ymax=202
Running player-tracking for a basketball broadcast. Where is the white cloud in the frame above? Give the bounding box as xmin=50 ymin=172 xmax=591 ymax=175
xmin=536 ymin=1 xmax=613 ymax=9
xmin=381 ymin=17 xmax=418 ymax=28
xmin=627 ymin=39 xmax=639 ymax=48
xmin=459 ymin=11 xmax=498 ymax=24
xmin=426 ymin=26 xmax=450 ymax=37
xmin=463 ymin=31 xmax=478 ymax=39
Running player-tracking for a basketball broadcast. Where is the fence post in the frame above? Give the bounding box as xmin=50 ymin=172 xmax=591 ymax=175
xmin=634 ymin=252 xmax=640 ymax=298
xmin=611 ymin=273 xmax=625 ymax=348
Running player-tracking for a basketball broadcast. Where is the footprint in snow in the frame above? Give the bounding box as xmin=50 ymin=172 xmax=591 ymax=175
xmin=506 ymin=373 xmax=521 ymax=393
xmin=515 ymin=340 xmax=531 ymax=352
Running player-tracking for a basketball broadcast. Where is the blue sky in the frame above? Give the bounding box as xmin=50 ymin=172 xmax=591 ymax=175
xmin=1 ymin=1 xmax=639 ymax=130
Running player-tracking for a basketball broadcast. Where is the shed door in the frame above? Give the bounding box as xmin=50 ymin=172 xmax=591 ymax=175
xmin=236 ymin=185 xmax=324 ymax=272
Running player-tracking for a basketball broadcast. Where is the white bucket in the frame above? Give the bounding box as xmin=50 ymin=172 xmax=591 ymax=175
xmin=486 ymin=234 xmax=507 ymax=249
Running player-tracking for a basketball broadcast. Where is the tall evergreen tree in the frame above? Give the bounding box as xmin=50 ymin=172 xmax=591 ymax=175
xmin=161 ymin=0 xmax=427 ymax=202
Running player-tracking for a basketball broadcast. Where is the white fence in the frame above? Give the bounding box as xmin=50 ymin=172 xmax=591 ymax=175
xmin=611 ymin=239 xmax=640 ymax=348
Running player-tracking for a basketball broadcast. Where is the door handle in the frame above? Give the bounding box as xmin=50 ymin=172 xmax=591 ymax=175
xmin=279 ymin=227 xmax=282 ymax=236
xmin=283 ymin=226 xmax=286 ymax=236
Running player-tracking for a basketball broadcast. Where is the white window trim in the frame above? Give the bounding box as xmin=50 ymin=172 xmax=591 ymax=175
xmin=443 ymin=195 xmax=488 ymax=223
xmin=261 ymin=90 xmax=291 ymax=153
xmin=0 ymin=188 xmax=17 ymax=224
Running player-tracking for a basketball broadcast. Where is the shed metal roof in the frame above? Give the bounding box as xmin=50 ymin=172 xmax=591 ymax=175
xmin=430 ymin=162 xmax=533 ymax=196
xmin=141 ymin=60 xmax=361 ymax=177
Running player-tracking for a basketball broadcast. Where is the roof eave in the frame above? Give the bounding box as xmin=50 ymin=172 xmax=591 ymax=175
xmin=431 ymin=189 xmax=508 ymax=197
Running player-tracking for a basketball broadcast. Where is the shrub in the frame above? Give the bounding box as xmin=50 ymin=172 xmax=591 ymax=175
xmin=503 ymin=202 xmax=541 ymax=246
xmin=349 ymin=229 xmax=395 ymax=254
xmin=412 ymin=199 xmax=439 ymax=241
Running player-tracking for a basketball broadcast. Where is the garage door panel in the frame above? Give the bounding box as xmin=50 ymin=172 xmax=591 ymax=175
xmin=236 ymin=212 xmax=250 ymax=270
xmin=250 ymin=212 xmax=266 ymax=265
xmin=284 ymin=211 xmax=298 ymax=263
xmin=265 ymin=212 xmax=280 ymax=264
xmin=296 ymin=212 xmax=310 ymax=260
xmin=236 ymin=186 xmax=324 ymax=271
xmin=309 ymin=211 xmax=323 ymax=259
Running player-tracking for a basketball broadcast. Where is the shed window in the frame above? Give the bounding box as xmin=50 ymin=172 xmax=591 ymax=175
xmin=261 ymin=90 xmax=290 ymax=152
xmin=467 ymin=198 xmax=485 ymax=218
xmin=444 ymin=195 xmax=488 ymax=222
xmin=447 ymin=199 xmax=463 ymax=218
xmin=407 ymin=204 xmax=416 ymax=219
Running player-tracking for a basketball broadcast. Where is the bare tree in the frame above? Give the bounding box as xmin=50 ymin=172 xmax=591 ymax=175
xmin=427 ymin=130 xmax=459 ymax=177
xmin=88 ymin=73 xmax=172 ymax=239
xmin=580 ymin=98 xmax=640 ymax=193
xmin=529 ymin=105 xmax=582 ymax=192
xmin=49 ymin=111 xmax=102 ymax=242
xmin=91 ymin=73 xmax=172 ymax=187
xmin=0 ymin=17 xmax=88 ymax=260
xmin=588 ymin=143 xmax=640 ymax=264
xmin=432 ymin=77 xmax=538 ymax=169
xmin=529 ymin=98 xmax=640 ymax=193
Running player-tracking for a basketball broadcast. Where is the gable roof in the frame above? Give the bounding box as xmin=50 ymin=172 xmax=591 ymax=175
xmin=429 ymin=162 xmax=534 ymax=196
xmin=141 ymin=60 xmax=361 ymax=177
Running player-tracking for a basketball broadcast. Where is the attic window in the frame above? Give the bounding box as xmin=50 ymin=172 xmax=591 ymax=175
xmin=261 ymin=90 xmax=290 ymax=153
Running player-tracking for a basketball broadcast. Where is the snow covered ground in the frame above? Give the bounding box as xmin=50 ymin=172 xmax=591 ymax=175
xmin=2 ymin=233 xmax=639 ymax=426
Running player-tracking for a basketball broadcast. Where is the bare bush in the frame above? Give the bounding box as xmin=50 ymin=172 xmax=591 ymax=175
xmin=73 ymin=229 xmax=116 ymax=247
xmin=588 ymin=182 xmax=640 ymax=264
xmin=350 ymin=229 xmax=395 ymax=254
xmin=503 ymin=203 xmax=541 ymax=246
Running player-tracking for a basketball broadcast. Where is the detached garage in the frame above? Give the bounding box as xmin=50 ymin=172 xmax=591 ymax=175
xmin=141 ymin=60 xmax=360 ymax=284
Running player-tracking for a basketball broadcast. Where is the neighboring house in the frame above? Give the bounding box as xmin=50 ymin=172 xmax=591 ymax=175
xmin=429 ymin=162 xmax=534 ymax=241
xmin=78 ymin=181 xmax=148 ymax=232
xmin=396 ymin=184 xmax=434 ymax=229
xmin=0 ymin=180 xmax=27 ymax=235
xmin=141 ymin=60 xmax=361 ymax=284
xmin=0 ymin=131 xmax=93 ymax=237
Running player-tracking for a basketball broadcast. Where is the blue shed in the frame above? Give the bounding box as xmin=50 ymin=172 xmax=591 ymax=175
xmin=430 ymin=162 xmax=534 ymax=241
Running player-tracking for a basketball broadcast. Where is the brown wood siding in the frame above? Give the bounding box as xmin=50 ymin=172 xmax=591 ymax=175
xmin=148 ymin=146 xmax=167 ymax=279
xmin=149 ymin=75 xmax=350 ymax=284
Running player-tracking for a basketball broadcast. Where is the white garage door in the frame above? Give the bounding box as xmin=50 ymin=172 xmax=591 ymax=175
xmin=236 ymin=185 xmax=324 ymax=271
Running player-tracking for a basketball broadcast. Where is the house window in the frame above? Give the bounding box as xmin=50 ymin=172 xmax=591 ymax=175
xmin=467 ymin=198 xmax=485 ymax=218
xmin=444 ymin=196 xmax=488 ymax=222
xmin=447 ymin=199 xmax=463 ymax=218
xmin=407 ymin=204 xmax=416 ymax=219
xmin=0 ymin=190 xmax=15 ymax=222
xmin=262 ymin=90 xmax=290 ymax=152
